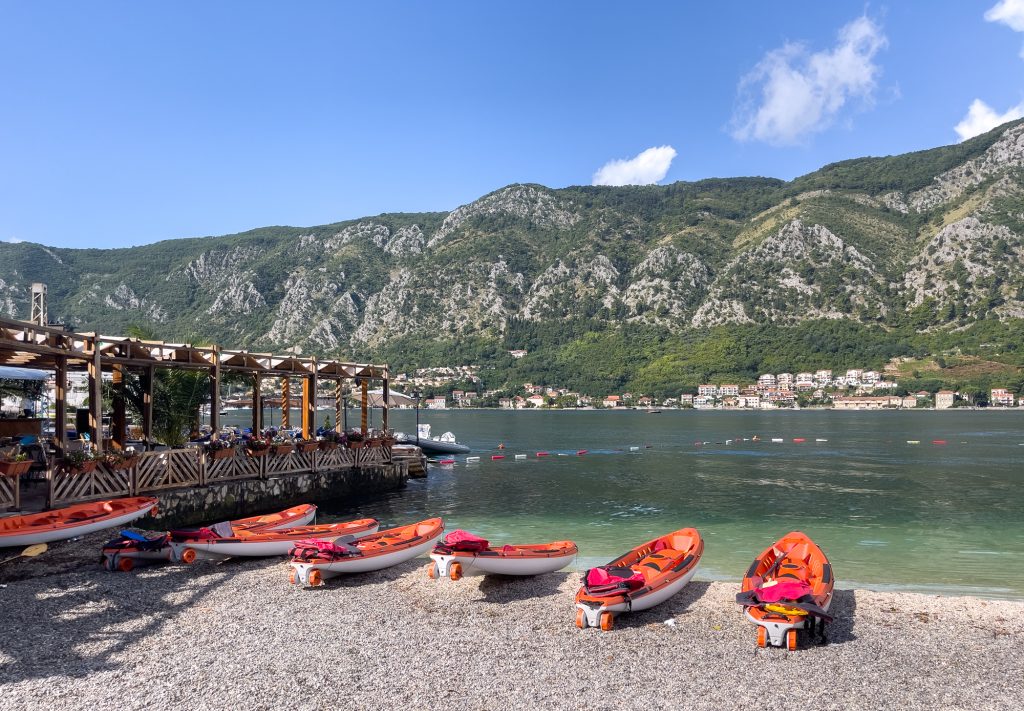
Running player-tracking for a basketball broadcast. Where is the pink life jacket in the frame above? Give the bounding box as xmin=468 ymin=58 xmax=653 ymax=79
xmin=289 ymin=537 xmax=361 ymax=561
xmin=754 ymin=580 xmax=812 ymax=603
xmin=583 ymin=565 xmax=646 ymax=597
xmin=440 ymin=530 xmax=490 ymax=552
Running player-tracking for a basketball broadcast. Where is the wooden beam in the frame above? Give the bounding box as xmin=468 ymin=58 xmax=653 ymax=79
xmin=87 ymin=337 xmax=103 ymax=453
xmin=210 ymin=345 xmax=221 ymax=434
xmin=301 ymin=372 xmax=313 ymax=439
xmin=382 ymin=376 xmax=389 ymax=433
xmin=334 ymin=379 xmax=343 ymax=433
xmin=252 ymin=373 xmax=262 ymax=434
xmin=112 ymin=363 xmax=126 ymax=450
xmin=54 ymin=355 xmax=67 ymax=451
xmin=281 ymin=377 xmax=290 ymax=429
xmin=360 ymin=378 xmax=368 ymax=435
xmin=142 ymin=365 xmax=154 ymax=450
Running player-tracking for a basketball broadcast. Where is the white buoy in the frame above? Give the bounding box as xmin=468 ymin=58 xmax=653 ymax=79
xmin=771 ymin=438 xmax=784 ymax=443
xmin=514 ymin=454 xmax=526 ymax=460
xmin=725 ymin=439 xmax=732 ymax=444
xmin=816 ymin=438 xmax=828 ymax=442
xmin=629 ymin=446 xmax=640 ymax=451
xmin=466 ymin=456 xmax=481 ymax=462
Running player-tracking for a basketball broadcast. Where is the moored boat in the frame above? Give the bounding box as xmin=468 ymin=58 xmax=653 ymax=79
xmin=575 ymin=527 xmax=703 ymax=631
xmin=426 ymin=529 xmax=577 ymax=580
xmin=395 ymin=424 xmax=470 ymax=455
xmin=101 ymin=504 xmax=319 ymax=571
xmin=289 ymin=517 xmax=444 ymax=587
xmin=0 ymin=497 xmax=159 ymax=548
xmin=170 ymin=518 xmax=378 ymax=563
xmin=735 ymin=530 xmax=834 ymax=650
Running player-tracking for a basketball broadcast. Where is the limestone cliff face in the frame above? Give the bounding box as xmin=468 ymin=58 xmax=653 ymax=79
xmin=2 ymin=121 xmax=1024 ymax=349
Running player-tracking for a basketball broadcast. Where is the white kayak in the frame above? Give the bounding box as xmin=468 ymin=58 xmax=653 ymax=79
xmin=289 ymin=517 xmax=444 ymax=587
xmin=171 ymin=518 xmax=379 ymax=563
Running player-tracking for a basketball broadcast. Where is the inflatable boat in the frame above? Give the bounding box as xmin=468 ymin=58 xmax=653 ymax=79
xmin=101 ymin=504 xmax=318 ymax=571
xmin=289 ymin=517 xmax=444 ymax=587
xmin=575 ymin=527 xmax=703 ymax=631
xmin=171 ymin=518 xmax=378 ymax=563
xmin=426 ymin=529 xmax=577 ymax=580
xmin=736 ymin=530 xmax=834 ymax=650
xmin=0 ymin=497 xmax=158 ymax=548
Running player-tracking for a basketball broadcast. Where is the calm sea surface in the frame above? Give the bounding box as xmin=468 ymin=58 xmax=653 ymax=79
xmin=230 ymin=408 xmax=1024 ymax=598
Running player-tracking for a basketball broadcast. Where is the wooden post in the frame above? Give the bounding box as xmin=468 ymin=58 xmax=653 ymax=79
xmin=54 ymin=355 xmax=67 ymax=450
xmin=281 ymin=377 xmax=290 ymax=429
xmin=334 ymin=380 xmax=343 ymax=433
xmin=112 ymin=364 xmax=127 ymax=450
xmin=142 ymin=365 xmax=154 ymax=450
xmin=360 ymin=378 xmax=368 ymax=435
xmin=209 ymin=345 xmax=221 ymax=434
xmin=382 ymin=374 xmax=389 ymax=434
xmin=301 ymin=371 xmax=315 ymax=439
xmin=87 ymin=336 xmax=103 ymax=453
xmin=252 ymin=373 xmax=263 ymax=434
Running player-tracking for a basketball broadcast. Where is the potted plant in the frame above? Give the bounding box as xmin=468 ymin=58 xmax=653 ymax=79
xmin=270 ymin=436 xmax=294 ymax=456
xmin=205 ymin=439 xmax=237 ymax=461
xmin=318 ymin=431 xmax=343 ymax=450
xmin=296 ymin=438 xmax=319 ymax=454
xmin=0 ymin=453 xmax=32 ymax=477
xmin=346 ymin=431 xmax=365 ymax=450
xmin=61 ymin=449 xmax=100 ymax=475
xmin=103 ymin=449 xmax=141 ymax=472
xmin=244 ymin=439 xmax=270 ymax=458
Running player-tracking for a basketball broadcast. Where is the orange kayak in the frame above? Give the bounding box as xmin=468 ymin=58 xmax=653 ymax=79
xmin=0 ymin=497 xmax=159 ymax=547
xmin=171 ymin=518 xmax=379 ymax=563
xmin=575 ymin=527 xmax=703 ymax=631
xmin=101 ymin=504 xmax=318 ymax=571
xmin=736 ymin=531 xmax=835 ymax=650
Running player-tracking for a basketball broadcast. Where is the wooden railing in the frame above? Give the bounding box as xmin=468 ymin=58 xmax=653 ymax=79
xmin=46 ymin=444 xmax=392 ymax=507
xmin=1 ymin=473 xmax=19 ymax=511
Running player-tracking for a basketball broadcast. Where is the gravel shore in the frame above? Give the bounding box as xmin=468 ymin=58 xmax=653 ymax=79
xmin=1 ymin=532 xmax=1022 ymax=710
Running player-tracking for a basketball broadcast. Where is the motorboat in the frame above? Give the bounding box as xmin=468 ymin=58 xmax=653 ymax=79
xmin=395 ymin=424 xmax=470 ymax=455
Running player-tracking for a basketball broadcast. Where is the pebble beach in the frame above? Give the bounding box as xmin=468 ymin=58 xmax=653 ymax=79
xmin=1 ymin=532 xmax=1022 ymax=710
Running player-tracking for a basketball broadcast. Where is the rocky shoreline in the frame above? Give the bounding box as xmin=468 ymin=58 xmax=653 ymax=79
xmin=1 ymin=532 xmax=1022 ymax=710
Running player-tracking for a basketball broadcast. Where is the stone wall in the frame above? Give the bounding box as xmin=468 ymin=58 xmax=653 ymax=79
xmin=148 ymin=462 xmax=408 ymax=528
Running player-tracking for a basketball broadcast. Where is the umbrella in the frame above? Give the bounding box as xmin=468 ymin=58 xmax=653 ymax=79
xmin=347 ymin=389 xmax=415 ymax=408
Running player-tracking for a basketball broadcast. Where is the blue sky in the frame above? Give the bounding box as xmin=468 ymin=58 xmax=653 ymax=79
xmin=2 ymin=2 xmax=1023 ymax=249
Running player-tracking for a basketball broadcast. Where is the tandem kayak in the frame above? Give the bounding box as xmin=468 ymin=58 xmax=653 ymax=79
xmin=100 ymin=504 xmax=319 ymax=571
xmin=575 ymin=527 xmax=703 ymax=631
xmin=736 ymin=530 xmax=834 ymax=650
xmin=289 ymin=517 xmax=445 ymax=587
xmin=170 ymin=518 xmax=379 ymax=563
xmin=426 ymin=529 xmax=577 ymax=580
xmin=0 ymin=497 xmax=159 ymax=548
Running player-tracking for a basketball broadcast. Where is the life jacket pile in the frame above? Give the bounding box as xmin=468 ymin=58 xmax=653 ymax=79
xmin=103 ymin=530 xmax=170 ymax=552
xmin=581 ymin=565 xmax=646 ymax=597
xmin=289 ymin=538 xmax=363 ymax=562
xmin=433 ymin=529 xmax=490 ymax=554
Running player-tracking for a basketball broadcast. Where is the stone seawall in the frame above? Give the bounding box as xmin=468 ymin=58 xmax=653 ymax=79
xmin=149 ymin=463 xmax=408 ymax=527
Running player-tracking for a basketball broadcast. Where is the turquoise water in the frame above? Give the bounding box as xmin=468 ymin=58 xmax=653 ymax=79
xmin=233 ymin=409 xmax=1024 ymax=598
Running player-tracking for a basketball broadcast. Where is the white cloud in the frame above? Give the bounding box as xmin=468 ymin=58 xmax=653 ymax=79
xmin=592 ymin=145 xmax=677 ymax=186
xmin=986 ymin=0 xmax=1024 ymax=31
xmin=731 ymin=16 xmax=887 ymax=146
xmin=954 ymin=98 xmax=1024 ymax=141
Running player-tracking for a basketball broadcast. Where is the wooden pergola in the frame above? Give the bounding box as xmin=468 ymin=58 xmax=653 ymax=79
xmin=0 ymin=316 xmax=390 ymax=453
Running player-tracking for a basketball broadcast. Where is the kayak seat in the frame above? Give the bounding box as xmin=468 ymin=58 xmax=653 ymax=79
xmin=635 ymin=549 xmax=684 ymax=581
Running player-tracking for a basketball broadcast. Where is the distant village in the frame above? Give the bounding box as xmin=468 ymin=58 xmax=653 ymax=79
xmin=388 ymin=354 xmax=1020 ymax=412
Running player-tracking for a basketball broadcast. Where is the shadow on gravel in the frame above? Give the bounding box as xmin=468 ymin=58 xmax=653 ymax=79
xmin=614 ymin=580 xmax=713 ymax=629
xmin=820 ymin=589 xmax=857 ymax=646
xmin=0 ymin=559 xmax=250 ymax=684
xmin=476 ymin=571 xmax=572 ymax=603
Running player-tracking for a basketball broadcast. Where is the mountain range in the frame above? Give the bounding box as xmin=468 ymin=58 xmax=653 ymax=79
xmin=3 ymin=119 xmax=1024 ymax=396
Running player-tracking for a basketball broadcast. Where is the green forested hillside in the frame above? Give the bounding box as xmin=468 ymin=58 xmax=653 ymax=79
xmin=2 ymin=119 xmax=1024 ymax=396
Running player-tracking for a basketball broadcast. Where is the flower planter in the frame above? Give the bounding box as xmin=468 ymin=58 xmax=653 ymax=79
xmin=298 ymin=442 xmax=319 ymax=454
xmin=108 ymin=456 xmax=141 ymax=472
xmin=0 ymin=460 xmax=31 ymax=477
xmin=271 ymin=444 xmax=294 ymax=456
xmin=382 ymin=437 xmax=396 ymax=448
xmin=63 ymin=460 xmax=99 ymax=475
xmin=348 ymin=440 xmax=365 ymax=450
xmin=366 ymin=438 xmax=383 ymax=448
xmin=245 ymin=447 xmax=269 ymax=458
xmin=207 ymin=447 xmax=236 ymax=461
xmin=318 ymin=441 xmax=339 ymax=451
